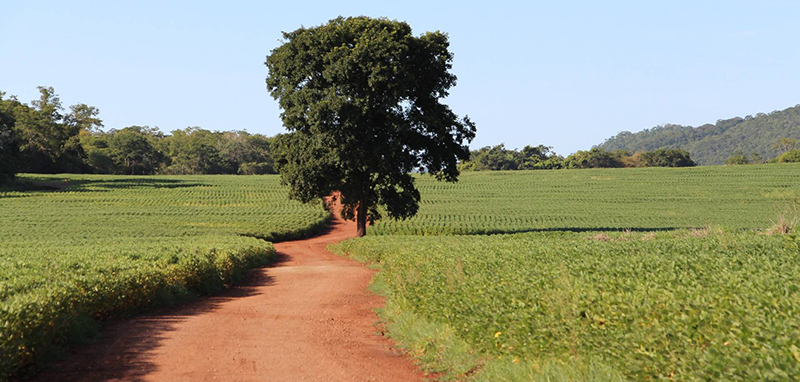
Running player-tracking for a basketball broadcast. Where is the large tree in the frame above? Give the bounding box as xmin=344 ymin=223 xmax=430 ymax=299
xmin=266 ymin=17 xmax=476 ymax=236
xmin=108 ymin=126 xmax=164 ymax=175
xmin=0 ymin=92 xmax=19 ymax=184
xmin=12 ymin=86 xmax=102 ymax=173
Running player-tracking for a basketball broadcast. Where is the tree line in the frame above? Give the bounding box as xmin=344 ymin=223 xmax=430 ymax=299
xmin=458 ymin=144 xmax=696 ymax=171
xmin=1 ymin=87 xmax=277 ymax=183
xmin=461 ymin=141 xmax=800 ymax=171
xmin=4 ymin=86 xmax=799 ymax=186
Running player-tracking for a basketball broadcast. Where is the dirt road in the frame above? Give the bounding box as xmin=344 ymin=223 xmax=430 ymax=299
xmin=34 ymin=203 xmax=426 ymax=381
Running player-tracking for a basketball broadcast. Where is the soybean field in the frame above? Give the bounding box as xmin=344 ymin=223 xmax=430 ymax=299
xmin=4 ymin=164 xmax=800 ymax=381
xmin=336 ymin=230 xmax=800 ymax=381
xmin=371 ymin=164 xmax=800 ymax=235
xmin=335 ymin=163 xmax=800 ymax=381
xmin=0 ymin=174 xmax=329 ymax=378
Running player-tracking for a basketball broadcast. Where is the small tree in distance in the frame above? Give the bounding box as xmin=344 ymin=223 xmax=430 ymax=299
xmin=266 ymin=17 xmax=476 ymax=236
xmin=726 ymin=149 xmax=751 ymax=165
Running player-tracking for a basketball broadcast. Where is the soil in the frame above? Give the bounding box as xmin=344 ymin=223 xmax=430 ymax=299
xmin=32 ymin=200 xmax=427 ymax=382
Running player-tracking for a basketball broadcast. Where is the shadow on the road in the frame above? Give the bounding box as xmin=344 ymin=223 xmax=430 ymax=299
xmin=29 ymin=267 xmax=278 ymax=382
xmin=24 ymin=196 xmax=351 ymax=382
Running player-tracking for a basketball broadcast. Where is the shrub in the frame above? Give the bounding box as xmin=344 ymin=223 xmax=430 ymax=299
xmin=777 ymin=149 xmax=800 ymax=163
xmin=638 ymin=148 xmax=695 ymax=167
xmin=725 ymin=150 xmax=751 ymax=165
xmin=564 ymin=148 xmax=627 ymax=169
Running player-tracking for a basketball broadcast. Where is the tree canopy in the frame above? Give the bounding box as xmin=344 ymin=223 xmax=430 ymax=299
xmin=0 ymin=93 xmax=18 ymax=184
xmin=266 ymin=16 xmax=476 ymax=236
xmin=725 ymin=150 xmax=752 ymax=165
xmin=1 ymin=87 xmax=280 ymax=178
xmin=459 ymin=145 xmax=695 ymax=171
xmin=458 ymin=144 xmax=564 ymax=171
xmin=80 ymin=126 xmax=277 ymax=175
xmin=2 ymin=86 xmax=102 ymax=174
xmin=777 ymin=149 xmax=800 ymax=163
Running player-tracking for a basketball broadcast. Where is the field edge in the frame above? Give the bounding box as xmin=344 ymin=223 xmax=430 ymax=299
xmin=329 ymin=242 xmax=627 ymax=382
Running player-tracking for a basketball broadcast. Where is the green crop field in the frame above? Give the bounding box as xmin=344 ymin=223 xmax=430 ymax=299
xmin=371 ymin=164 xmax=800 ymax=235
xmin=0 ymin=174 xmax=329 ymax=378
xmin=336 ymin=231 xmax=800 ymax=381
xmin=4 ymin=165 xmax=800 ymax=381
xmin=334 ymin=164 xmax=800 ymax=381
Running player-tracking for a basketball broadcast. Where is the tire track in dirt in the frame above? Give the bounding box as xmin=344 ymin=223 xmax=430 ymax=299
xmin=33 ymin=200 xmax=426 ymax=382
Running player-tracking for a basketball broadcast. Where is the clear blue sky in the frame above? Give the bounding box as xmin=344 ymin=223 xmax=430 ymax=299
xmin=2 ymin=0 xmax=799 ymax=155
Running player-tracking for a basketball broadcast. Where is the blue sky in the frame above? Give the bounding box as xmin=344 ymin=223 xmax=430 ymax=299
xmin=2 ymin=0 xmax=799 ymax=155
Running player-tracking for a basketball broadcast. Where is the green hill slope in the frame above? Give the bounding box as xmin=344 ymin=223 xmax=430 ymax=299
xmin=597 ymin=104 xmax=800 ymax=165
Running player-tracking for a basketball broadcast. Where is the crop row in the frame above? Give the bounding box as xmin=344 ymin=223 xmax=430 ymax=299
xmin=370 ymin=164 xmax=800 ymax=236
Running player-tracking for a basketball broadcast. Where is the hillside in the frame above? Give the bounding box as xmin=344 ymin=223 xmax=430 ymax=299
xmin=597 ymin=104 xmax=800 ymax=165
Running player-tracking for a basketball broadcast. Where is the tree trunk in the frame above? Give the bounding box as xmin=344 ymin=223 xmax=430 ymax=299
xmin=356 ymin=200 xmax=367 ymax=237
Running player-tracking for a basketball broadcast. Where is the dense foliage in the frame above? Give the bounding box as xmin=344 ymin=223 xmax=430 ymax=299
xmin=0 ymin=174 xmax=329 ymax=378
xmin=266 ymin=16 xmax=475 ymax=236
xmin=562 ymin=147 xmax=628 ymax=168
xmin=630 ymin=148 xmax=696 ymax=167
xmin=1 ymin=88 xmax=93 ymax=178
xmin=0 ymin=88 xmax=278 ymax=176
xmin=725 ymin=149 xmax=757 ymax=165
xmin=598 ymin=104 xmax=800 ymax=165
xmin=458 ymin=144 xmax=564 ymax=171
xmin=0 ymin=97 xmax=17 ymax=184
xmin=336 ymin=231 xmax=800 ymax=380
xmin=778 ymin=149 xmax=800 ymax=163
xmin=81 ymin=126 xmax=277 ymax=175
xmin=460 ymin=145 xmax=694 ymax=171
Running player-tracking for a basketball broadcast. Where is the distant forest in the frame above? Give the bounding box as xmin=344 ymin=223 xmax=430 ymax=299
xmin=597 ymin=104 xmax=800 ymax=165
xmin=458 ymin=144 xmax=695 ymax=171
xmin=3 ymin=87 xmax=800 ymax=185
xmin=1 ymin=87 xmax=276 ymax=182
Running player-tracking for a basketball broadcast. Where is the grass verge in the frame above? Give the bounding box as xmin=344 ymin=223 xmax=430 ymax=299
xmin=332 ymin=245 xmax=626 ymax=382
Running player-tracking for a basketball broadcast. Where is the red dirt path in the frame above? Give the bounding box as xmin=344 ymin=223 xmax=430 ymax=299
xmin=33 ymin=201 xmax=427 ymax=382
